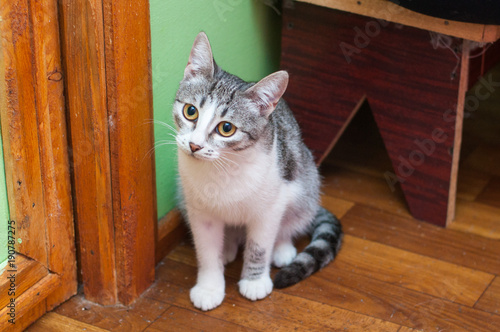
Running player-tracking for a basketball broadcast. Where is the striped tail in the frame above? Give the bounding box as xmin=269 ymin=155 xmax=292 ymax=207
xmin=274 ymin=207 xmax=343 ymax=289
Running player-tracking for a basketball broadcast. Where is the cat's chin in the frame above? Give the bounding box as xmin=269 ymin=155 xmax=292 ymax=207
xmin=191 ymin=155 xmax=215 ymax=162
xmin=180 ymin=149 xmax=217 ymax=163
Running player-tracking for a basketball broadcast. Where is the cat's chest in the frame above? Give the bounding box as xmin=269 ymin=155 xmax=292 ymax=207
xmin=178 ymin=152 xmax=281 ymax=216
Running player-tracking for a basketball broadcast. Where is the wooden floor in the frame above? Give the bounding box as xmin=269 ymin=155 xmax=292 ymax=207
xmin=28 ymin=66 xmax=500 ymax=331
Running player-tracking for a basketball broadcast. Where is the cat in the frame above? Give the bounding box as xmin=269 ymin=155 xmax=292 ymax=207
xmin=173 ymin=32 xmax=343 ymax=311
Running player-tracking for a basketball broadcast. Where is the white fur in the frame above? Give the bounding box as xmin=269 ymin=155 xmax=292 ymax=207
xmin=177 ymin=32 xmax=319 ymax=312
xmin=179 ymin=130 xmax=298 ymax=223
xmin=180 ymin=134 xmax=304 ymax=310
xmin=272 ymin=241 xmax=297 ymax=268
xmin=238 ymin=275 xmax=273 ymax=301
xmin=175 ymin=101 xmax=222 ymax=162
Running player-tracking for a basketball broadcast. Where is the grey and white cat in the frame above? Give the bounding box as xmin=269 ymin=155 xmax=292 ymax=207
xmin=173 ymin=32 xmax=342 ymax=311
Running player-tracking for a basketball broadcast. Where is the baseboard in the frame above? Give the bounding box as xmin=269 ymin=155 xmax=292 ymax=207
xmin=155 ymin=208 xmax=188 ymax=264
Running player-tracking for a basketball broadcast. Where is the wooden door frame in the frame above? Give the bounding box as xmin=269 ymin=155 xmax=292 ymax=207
xmin=59 ymin=0 xmax=157 ymax=305
xmin=3 ymin=0 xmax=160 ymax=325
xmin=0 ymin=0 xmax=77 ymax=330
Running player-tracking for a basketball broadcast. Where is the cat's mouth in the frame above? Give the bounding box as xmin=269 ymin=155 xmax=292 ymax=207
xmin=183 ymin=148 xmax=216 ymax=162
xmin=189 ymin=152 xmax=207 ymax=160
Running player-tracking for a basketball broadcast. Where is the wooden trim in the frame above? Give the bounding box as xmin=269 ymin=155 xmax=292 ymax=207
xmin=483 ymin=26 xmax=500 ymax=43
xmin=0 ymin=272 xmax=61 ymax=331
xmin=0 ymin=0 xmax=77 ymax=327
xmin=102 ymin=0 xmax=156 ymax=304
xmin=300 ymin=0 xmax=500 ymax=43
xmin=446 ymin=40 xmax=471 ymax=225
xmin=156 ymin=209 xmax=187 ymax=265
xmin=0 ymin=255 xmax=48 ymax=310
xmin=59 ymin=0 xmax=118 ymax=305
xmin=60 ymin=0 xmax=157 ymax=305
xmin=31 ymin=0 xmax=78 ymax=310
xmin=0 ymin=254 xmax=64 ymax=330
xmin=0 ymin=0 xmax=48 ymax=267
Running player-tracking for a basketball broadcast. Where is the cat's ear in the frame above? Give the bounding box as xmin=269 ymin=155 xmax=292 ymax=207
xmin=184 ymin=32 xmax=215 ymax=80
xmin=245 ymin=71 xmax=289 ymax=118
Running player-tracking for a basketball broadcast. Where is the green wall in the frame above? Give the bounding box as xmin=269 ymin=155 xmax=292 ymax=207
xmin=150 ymin=0 xmax=281 ymax=219
xmin=0 ymin=129 xmax=9 ymax=268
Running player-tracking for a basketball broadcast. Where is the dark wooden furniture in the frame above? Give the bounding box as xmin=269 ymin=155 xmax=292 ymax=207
xmin=281 ymin=0 xmax=500 ymax=226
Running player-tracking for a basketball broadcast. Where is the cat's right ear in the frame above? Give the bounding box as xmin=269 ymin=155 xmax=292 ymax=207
xmin=184 ymin=32 xmax=215 ymax=80
xmin=245 ymin=71 xmax=289 ymax=118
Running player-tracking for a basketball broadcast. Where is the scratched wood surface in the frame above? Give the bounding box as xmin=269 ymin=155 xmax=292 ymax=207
xmin=32 ymin=0 xmax=78 ymax=311
xmin=1 ymin=0 xmax=48 ymax=271
xmin=59 ymin=0 xmax=157 ymax=306
xmin=102 ymin=0 xmax=157 ymax=305
xmin=0 ymin=256 xmax=47 ymax=310
xmin=27 ymin=312 xmax=109 ymax=332
xmin=59 ymin=0 xmax=118 ymax=305
xmin=0 ymin=0 xmax=77 ymax=329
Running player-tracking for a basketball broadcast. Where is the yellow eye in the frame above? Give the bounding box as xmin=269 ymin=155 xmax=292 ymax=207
xmin=183 ymin=104 xmax=198 ymax=121
xmin=216 ymin=122 xmax=236 ymax=137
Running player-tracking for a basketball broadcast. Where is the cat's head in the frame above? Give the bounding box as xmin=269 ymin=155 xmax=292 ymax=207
xmin=173 ymin=32 xmax=288 ymax=162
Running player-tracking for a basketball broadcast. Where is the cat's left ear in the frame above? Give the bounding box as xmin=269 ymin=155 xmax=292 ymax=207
xmin=245 ymin=71 xmax=289 ymax=118
xmin=184 ymin=32 xmax=215 ymax=80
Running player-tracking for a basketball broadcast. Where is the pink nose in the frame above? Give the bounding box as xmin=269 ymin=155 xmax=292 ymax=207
xmin=189 ymin=142 xmax=203 ymax=153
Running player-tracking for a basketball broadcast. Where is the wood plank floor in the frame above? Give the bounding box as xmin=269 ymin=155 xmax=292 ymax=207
xmin=28 ymin=65 xmax=500 ymax=331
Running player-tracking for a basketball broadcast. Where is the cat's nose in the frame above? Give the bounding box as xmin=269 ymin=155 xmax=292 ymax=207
xmin=189 ymin=142 xmax=203 ymax=153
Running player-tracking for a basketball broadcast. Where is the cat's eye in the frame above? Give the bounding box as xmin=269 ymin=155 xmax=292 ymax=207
xmin=183 ymin=104 xmax=198 ymax=121
xmin=216 ymin=122 xmax=236 ymax=137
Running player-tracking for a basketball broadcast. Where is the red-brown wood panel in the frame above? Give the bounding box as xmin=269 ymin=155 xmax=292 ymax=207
xmin=281 ymin=2 xmax=473 ymax=226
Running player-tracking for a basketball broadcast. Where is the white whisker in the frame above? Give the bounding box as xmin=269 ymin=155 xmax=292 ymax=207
xmin=212 ymin=159 xmax=223 ymax=174
xmin=221 ymin=150 xmax=239 ymax=156
xmin=144 ymin=145 xmax=158 ymax=160
xmin=218 ymin=158 xmax=232 ymax=178
xmin=142 ymin=140 xmax=178 ymax=160
xmin=221 ymin=150 xmax=243 ymax=160
xmin=143 ymin=119 xmax=178 ymax=134
xmin=215 ymin=158 xmax=230 ymax=175
xmin=219 ymin=155 xmax=239 ymax=167
xmin=153 ymin=140 xmax=178 ymax=148
xmin=154 ymin=142 xmax=178 ymax=148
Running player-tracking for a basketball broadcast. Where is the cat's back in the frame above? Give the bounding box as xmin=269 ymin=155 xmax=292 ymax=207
xmin=270 ymin=99 xmax=317 ymax=183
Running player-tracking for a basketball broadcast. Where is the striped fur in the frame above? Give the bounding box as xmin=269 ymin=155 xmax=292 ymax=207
xmin=274 ymin=207 xmax=343 ymax=288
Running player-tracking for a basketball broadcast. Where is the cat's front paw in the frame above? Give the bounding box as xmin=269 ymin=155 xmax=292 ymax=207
xmin=238 ymin=276 xmax=273 ymax=301
xmin=273 ymin=242 xmax=297 ymax=268
xmin=223 ymin=243 xmax=239 ymax=265
xmin=190 ymin=284 xmax=225 ymax=311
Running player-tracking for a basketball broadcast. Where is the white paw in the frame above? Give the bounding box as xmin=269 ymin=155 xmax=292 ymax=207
xmin=273 ymin=243 xmax=297 ymax=268
xmin=223 ymin=244 xmax=238 ymax=265
xmin=238 ymin=276 xmax=273 ymax=301
xmin=190 ymin=284 xmax=225 ymax=311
